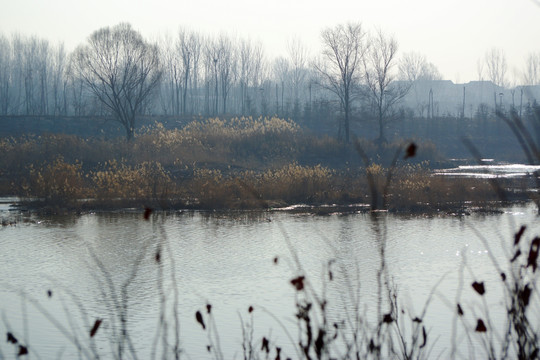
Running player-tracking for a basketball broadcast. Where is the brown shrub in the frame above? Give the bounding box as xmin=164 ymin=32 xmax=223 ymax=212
xmin=91 ymin=160 xmax=172 ymax=201
xmin=23 ymin=157 xmax=87 ymax=205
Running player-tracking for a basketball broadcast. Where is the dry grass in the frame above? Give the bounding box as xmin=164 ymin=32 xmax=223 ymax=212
xmin=21 ymin=156 xmax=88 ymax=206
xmin=0 ymin=116 xmax=528 ymax=212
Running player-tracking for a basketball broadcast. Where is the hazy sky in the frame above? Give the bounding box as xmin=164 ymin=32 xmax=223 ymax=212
xmin=1 ymin=0 xmax=539 ymax=83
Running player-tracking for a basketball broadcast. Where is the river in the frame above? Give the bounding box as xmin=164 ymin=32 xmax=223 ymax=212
xmin=1 ymin=201 xmax=539 ymax=359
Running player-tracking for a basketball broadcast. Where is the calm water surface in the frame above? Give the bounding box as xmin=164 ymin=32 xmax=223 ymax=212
xmin=434 ymin=163 xmax=540 ymax=178
xmin=1 ymin=203 xmax=539 ymax=359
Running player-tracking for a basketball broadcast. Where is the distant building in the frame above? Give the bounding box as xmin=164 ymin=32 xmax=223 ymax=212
xmin=398 ymin=79 xmax=540 ymax=118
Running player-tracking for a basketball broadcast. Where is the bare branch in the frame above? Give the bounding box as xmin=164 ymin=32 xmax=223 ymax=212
xmin=70 ymin=23 xmax=162 ymax=140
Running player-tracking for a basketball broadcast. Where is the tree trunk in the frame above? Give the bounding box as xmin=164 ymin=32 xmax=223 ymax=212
xmin=125 ymin=124 xmax=134 ymax=141
xmin=344 ymin=96 xmax=350 ymax=143
xmin=378 ymin=106 xmax=386 ymax=144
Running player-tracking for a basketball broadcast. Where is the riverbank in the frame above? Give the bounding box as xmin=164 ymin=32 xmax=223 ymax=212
xmin=3 ymin=167 xmax=537 ymax=215
xmin=2 ymin=195 xmax=534 ymax=222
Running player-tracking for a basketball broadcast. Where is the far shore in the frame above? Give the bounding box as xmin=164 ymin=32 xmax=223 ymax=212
xmin=3 ymin=195 xmax=534 ymax=220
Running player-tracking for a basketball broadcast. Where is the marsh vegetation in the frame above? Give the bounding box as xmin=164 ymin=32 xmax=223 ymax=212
xmin=1 ymin=116 xmax=534 ymax=213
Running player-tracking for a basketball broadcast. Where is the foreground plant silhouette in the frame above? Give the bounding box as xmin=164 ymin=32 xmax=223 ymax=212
xmin=448 ymin=109 xmax=540 ymax=359
xmin=449 ymin=224 xmax=540 ymax=360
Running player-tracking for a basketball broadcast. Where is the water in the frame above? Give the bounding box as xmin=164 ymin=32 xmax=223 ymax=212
xmin=434 ymin=163 xmax=540 ymax=179
xmin=1 ymin=203 xmax=539 ymax=359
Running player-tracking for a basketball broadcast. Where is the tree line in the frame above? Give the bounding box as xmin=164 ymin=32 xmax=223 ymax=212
xmin=1 ymin=23 xmax=539 ymax=141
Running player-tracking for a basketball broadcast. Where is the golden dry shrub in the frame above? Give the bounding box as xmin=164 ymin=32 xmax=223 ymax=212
xmin=366 ymin=163 xmax=384 ymax=177
xmin=91 ymin=160 xmax=172 ymax=200
xmin=387 ymin=162 xmax=432 ymax=210
xmin=181 ymin=116 xmax=300 ymax=163
xmin=259 ymin=163 xmax=334 ymax=203
xmin=0 ymin=136 xmax=37 ymax=170
xmin=189 ymin=168 xmax=227 ymax=206
xmin=189 ymin=167 xmax=254 ymax=208
xmin=182 ymin=116 xmax=299 ymax=139
xmin=365 ymin=163 xmax=386 ymax=195
xmin=189 ymin=164 xmax=334 ymax=208
xmin=134 ymin=122 xmax=218 ymax=166
xmin=137 ymin=161 xmax=174 ymax=199
xmin=136 ymin=123 xmax=204 ymax=154
xmin=25 ymin=157 xmax=86 ymax=204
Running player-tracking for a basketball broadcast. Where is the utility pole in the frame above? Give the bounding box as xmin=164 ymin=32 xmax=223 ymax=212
xmin=428 ymin=88 xmax=433 ymax=119
xmin=213 ymin=57 xmax=218 ymax=116
xmin=281 ymin=81 xmax=284 ymax=115
xmin=275 ymin=83 xmax=279 ymax=116
xmin=309 ymin=82 xmax=312 ymax=108
xmin=520 ymin=87 xmax=523 ymax=118
xmin=462 ymin=86 xmax=466 ymax=119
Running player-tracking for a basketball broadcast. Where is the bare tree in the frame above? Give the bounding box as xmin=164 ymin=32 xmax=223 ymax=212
xmin=287 ymin=38 xmax=309 ymax=103
xmin=11 ymin=35 xmax=25 ymax=115
xmin=272 ymin=56 xmax=291 ymax=115
xmin=22 ymin=37 xmax=38 ymax=114
xmin=0 ymin=34 xmax=68 ymax=116
xmin=314 ymin=22 xmax=367 ymax=142
xmin=421 ymin=62 xmax=442 ymax=81
xmin=238 ymin=39 xmax=252 ymax=113
xmin=0 ymin=35 xmax=11 ymax=115
xmin=250 ymin=43 xmax=266 ymax=116
xmin=203 ymin=37 xmax=221 ymax=116
xmin=217 ymin=34 xmax=237 ymax=114
xmin=399 ymin=52 xmax=441 ymax=117
xmin=485 ymin=48 xmax=508 ymax=87
xmin=399 ymin=52 xmax=424 ymax=83
xmin=523 ymin=52 xmax=540 ymax=85
xmin=187 ymin=32 xmax=203 ymax=115
xmin=364 ymin=29 xmax=409 ymax=142
xmin=36 ymin=39 xmax=50 ymax=115
xmin=70 ymin=23 xmax=162 ymax=140
xmin=161 ymin=29 xmax=202 ymax=115
xmin=50 ymin=43 xmax=67 ymax=116
xmin=16 ymin=36 xmax=53 ymax=116
xmin=238 ymin=39 xmax=260 ymax=114
xmin=237 ymin=39 xmax=266 ymax=116
xmin=177 ymin=29 xmax=203 ymax=115
xmin=159 ymin=33 xmax=182 ymax=116
xmin=477 ymin=58 xmax=485 ymax=81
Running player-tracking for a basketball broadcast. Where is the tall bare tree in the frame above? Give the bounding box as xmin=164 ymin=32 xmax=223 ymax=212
xmin=203 ymin=37 xmax=221 ymax=116
xmin=523 ymin=52 xmax=540 ymax=86
xmin=399 ymin=52 xmax=441 ymax=117
xmin=236 ymin=39 xmax=266 ymax=116
xmin=70 ymin=23 xmax=162 ymax=140
xmin=187 ymin=32 xmax=203 ymax=115
xmin=476 ymin=58 xmax=485 ymax=81
xmin=399 ymin=52 xmax=424 ymax=83
xmin=272 ymin=56 xmax=291 ymax=115
xmin=159 ymin=33 xmax=182 ymax=116
xmin=0 ymin=35 xmax=11 ymax=115
xmin=287 ymin=38 xmax=309 ymax=103
xmin=399 ymin=52 xmax=441 ymax=82
xmin=50 ymin=43 xmax=67 ymax=116
xmin=177 ymin=29 xmax=203 ymax=115
xmin=364 ymin=29 xmax=409 ymax=142
xmin=217 ymin=34 xmax=237 ymax=114
xmin=314 ymin=22 xmax=367 ymax=142
xmin=485 ymin=48 xmax=508 ymax=87
xmin=238 ymin=39 xmax=260 ymax=113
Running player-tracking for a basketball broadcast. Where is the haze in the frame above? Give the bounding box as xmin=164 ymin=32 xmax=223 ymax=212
xmin=1 ymin=0 xmax=539 ymax=82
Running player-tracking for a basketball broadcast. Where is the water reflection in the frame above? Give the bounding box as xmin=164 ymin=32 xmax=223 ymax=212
xmin=0 ymin=205 xmax=539 ymax=358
